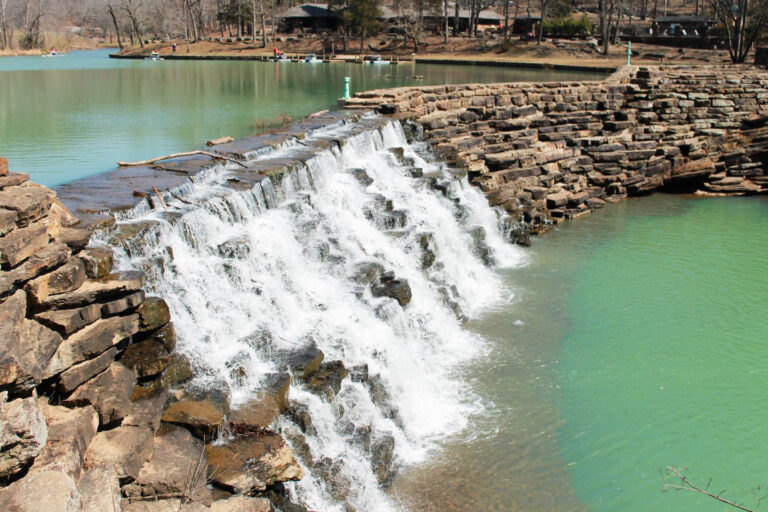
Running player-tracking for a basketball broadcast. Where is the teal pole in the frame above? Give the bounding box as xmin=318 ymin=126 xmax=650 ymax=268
xmin=627 ymin=41 xmax=631 ymax=66
xmin=343 ymin=77 xmax=351 ymax=100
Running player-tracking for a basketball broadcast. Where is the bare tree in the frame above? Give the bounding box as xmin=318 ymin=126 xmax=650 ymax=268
xmin=0 ymin=0 xmax=10 ymax=49
xmin=121 ymin=0 xmax=143 ymax=47
xmin=710 ymin=0 xmax=768 ymax=63
xmin=106 ymin=2 xmax=123 ymax=48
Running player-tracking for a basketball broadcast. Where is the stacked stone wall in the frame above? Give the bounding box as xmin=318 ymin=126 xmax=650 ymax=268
xmin=0 ymin=159 xmax=305 ymax=511
xmin=344 ymin=65 xmax=768 ymax=241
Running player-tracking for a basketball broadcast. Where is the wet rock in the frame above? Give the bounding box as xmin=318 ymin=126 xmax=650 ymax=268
xmin=210 ymin=496 xmax=273 ymax=512
xmin=137 ymin=296 xmax=171 ymax=332
xmin=285 ymin=401 xmax=317 ymax=436
xmin=217 ymin=237 xmax=251 ymax=259
xmin=0 ymin=469 xmax=80 ymax=512
xmin=101 ymin=290 xmax=145 ymax=316
xmin=78 ymin=466 xmax=121 ymax=512
xmin=35 ymin=304 xmax=102 ymax=336
xmin=123 ymin=388 xmax=169 ymax=431
xmin=273 ymin=343 xmax=324 ymax=379
xmin=162 ymin=398 xmax=228 ymax=440
xmin=416 ymin=232 xmax=436 ymax=269
xmin=0 ymin=221 xmax=49 ymax=268
xmin=370 ymin=433 xmax=396 ymax=486
xmin=84 ymin=425 xmax=153 ymax=481
xmin=284 ymin=426 xmax=313 ymax=467
xmin=63 ymin=362 xmax=136 ymax=425
xmin=306 ymin=361 xmax=349 ymax=399
xmin=371 ymin=279 xmax=412 ymax=307
xmin=159 ymin=353 xmax=194 ymax=388
xmin=206 ymin=431 xmax=304 ymax=494
xmin=0 ymin=184 xmax=56 ymax=227
xmin=346 ymin=168 xmax=373 ymax=186
xmin=313 ymin=456 xmax=352 ymax=501
xmin=123 ymin=425 xmax=211 ymax=503
xmin=229 ymin=373 xmax=290 ymax=429
xmin=31 ymin=402 xmax=98 ymax=479
xmin=352 ymin=261 xmax=385 ymax=286
xmin=44 ymin=314 xmax=139 ymax=378
xmin=0 ymin=393 xmax=47 ymax=478
xmin=348 ymin=364 xmax=369 ymax=383
xmin=77 ymin=248 xmax=114 ymax=279
xmin=367 ymin=375 xmax=402 ymax=428
xmin=120 ymin=339 xmax=173 ymax=379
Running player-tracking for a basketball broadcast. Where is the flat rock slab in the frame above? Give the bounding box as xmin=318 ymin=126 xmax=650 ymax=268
xmin=35 ymin=303 xmax=102 ymax=336
xmin=0 ymin=469 xmax=80 ymax=512
xmin=0 ymin=221 xmax=49 ymax=268
xmin=57 ymin=346 xmax=119 ymax=393
xmin=210 ymin=496 xmax=273 ymax=512
xmin=85 ymin=425 xmax=153 ymax=480
xmin=122 ymin=499 xmax=210 ymax=512
xmin=162 ymin=399 xmax=227 ymax=440
xmin=0 ymin=242 xmax=70 ymax=296
xmin=25 ymin=257 xmax=87 ymax=304
xmin=45 ymin=314 xmax=139 ymax=378
xmin=0 ymin=184 xmax=55 ymax=227
xmin=35 ymin=270 xmax=145 ymax=310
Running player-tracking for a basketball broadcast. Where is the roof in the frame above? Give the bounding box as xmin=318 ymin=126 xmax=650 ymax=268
xmin=653 ymin=15 xmax=716 ymax=23
xmin=515 ymin=14 xmax=542 ymax=20
xmin=278 ymin=3 xmax=338 ymax=19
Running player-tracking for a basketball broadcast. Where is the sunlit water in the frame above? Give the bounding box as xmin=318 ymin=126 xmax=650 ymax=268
xmin=392 ymin=194 xmax=768 ymax=512
xmin=0 ymin=49 xmax=602 ymax=187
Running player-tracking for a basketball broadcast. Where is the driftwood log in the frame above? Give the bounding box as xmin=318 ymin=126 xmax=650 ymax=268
xmin=117 ymin=150 xmax=246 ymax=168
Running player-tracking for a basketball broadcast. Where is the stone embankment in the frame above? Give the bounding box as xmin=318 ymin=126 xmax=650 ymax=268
xmin=344 ymin=65 xmax=768 ymax=243
xmin=0 ymin=157 xmax=308 ymax=511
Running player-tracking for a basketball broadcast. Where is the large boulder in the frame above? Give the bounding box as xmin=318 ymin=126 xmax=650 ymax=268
xmin=123 ymin=388 xmax=169 ymax=431
xmin=0 ymin=290 xmax=62 ymax=394
xmin=31 ymin=401 xmax=98 ymax=479
xmin=84 ymin=425 xmax=153 ymax=480
xmin=123 ymin=425 xmax=211 ymax=504
xmin=273 ymin=344 xmax=324 ymax=379
xmin=120 ymin=338 xmax=173 ymax=379
xmin=229 ymin=373 xmax=290 ymax=429
xmin=79 ymin=466 xmax=121 ymax=512
xmin=306 ymin=361 xmax=348 ymax=399
xmin=136 ymin=296 xmax=171 ymax=332
xmin=0 ymin=469 xmax=80 ymax=512
xmin=63 ymin=362 xmax=136 ymax=425
xmin=0 ymin=393 xmax=47 ymax=478
xmin=372 ymin=279 xmax=412 ymax=307
xmin=206 ymin=431 xmax=304 ymax=494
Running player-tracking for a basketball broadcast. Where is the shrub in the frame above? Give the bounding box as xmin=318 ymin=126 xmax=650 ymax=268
xmin=542 ymin=14 xmax=592 ymax=38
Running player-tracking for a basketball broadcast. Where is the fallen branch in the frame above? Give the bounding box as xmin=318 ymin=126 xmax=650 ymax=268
xmin=118 ymin=150 xmax=246 ymax=168
xmin=663 ymin=466 xmax=756 ymax=512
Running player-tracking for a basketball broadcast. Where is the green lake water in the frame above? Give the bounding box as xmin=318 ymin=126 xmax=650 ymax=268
xmin=393 ymin=194 xmax=768 ymax=512
xmin=0 ymin=49 xmax=602 ymax=187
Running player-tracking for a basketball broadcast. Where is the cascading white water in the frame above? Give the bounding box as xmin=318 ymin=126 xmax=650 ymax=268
xmin=100 ymin=118 xmax=526 ymax=511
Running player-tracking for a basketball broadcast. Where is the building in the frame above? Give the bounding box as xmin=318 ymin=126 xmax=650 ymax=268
xmin=652 ymin=15 xmax=716 ymax=37
xmin=278 ymin=4 xmax=341 ymax=33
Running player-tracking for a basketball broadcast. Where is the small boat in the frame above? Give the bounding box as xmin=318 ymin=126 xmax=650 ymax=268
xmin=145 ymin=50 xmax=164 ymax=61
xmin=271 ymin=53 xmax=290 ymax=62
xmin=42 ymin=49 xmax=59 ymax=57
xmin=367 ymin=54 xmax=388 ymax=65
xmin=304 ymin=53 xmax=320 ymax=63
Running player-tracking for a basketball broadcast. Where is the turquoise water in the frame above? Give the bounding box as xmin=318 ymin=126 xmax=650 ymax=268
xmin=0 ymin=49 xmax=602 ymax=187
xmin=393 ymin=194 xmax=768 ymax=512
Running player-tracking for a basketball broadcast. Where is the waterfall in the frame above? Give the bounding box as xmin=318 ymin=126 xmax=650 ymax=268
xmin=99 ymin=118 xmax=526 ymax=511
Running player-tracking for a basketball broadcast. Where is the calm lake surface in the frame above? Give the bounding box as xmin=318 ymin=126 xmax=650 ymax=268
xmin=0 ymin=49 xmax=602 ymax=187
xmin=393 ymin=194 xmax=768 ymax=512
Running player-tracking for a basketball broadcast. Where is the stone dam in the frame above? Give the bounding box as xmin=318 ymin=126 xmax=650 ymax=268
xmin=0 ymin=65 xmax=766 ymax=512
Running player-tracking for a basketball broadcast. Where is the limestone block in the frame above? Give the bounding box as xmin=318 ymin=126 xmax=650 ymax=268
xmin=206 ymin=432 xmax=304 ymax=494
xmin=79 ymin=466 xmax=121 ymax=512
xmin=57 ymin=346 xmax=119 ymax=393
xmin=0 ymin=291 xmax=62 ymax=393
xmin=136 ymin=296 xmax=171 ymax=332
xmin=0 ymin=469 xmax=80 ymax=512
xmin=120 ymin=338 xmax=173 ymax=378
xmin=31 ymin=401 xmax=98 ymax=479
xmin=55 ymin=227 xmax=91 ymax=252
xmin=229 ymin=373 xmax=290 ymax=429
xmin=84 ymin=425 xmax=153 ymax=480
xmin=35 ymin=303 xmax=102 ymax=336
xmin=122 ymin=500 xmax=210 ymax=512
xmin=0 ymin=173 xmax=30 ymax=190
xmin=78 ymin=247 xmax=114 ymax=278
xmin=0 ymin=184 xmax=56 ymax=227
xmin=123 ymin=388 xmax=169 ymax=431
xmin=25 ymin=257 xmax=86 ymax=304
xmin=162 ymin=399 xmax=228 ymax=440
xmin=0 ymin=157 xmax=7 ymax=176
xmin=0 ymin=221 xmax=49 ymax=268
xmin=0 ymin=393 xmax=47 ymax=478
xmin=63 ymin=362 xmax=136 ymax=425
xmin=45 ymin=314 xmax=139 ymax=378
xmin=0 ymin=207 xmax=16 ymax=235
xmin=101 ymin=290 xmax=145 ymax=316
xmin=123 ymin=425 xmax=211 ymax=503
xmin=35 ymin=270 xmax=145 ymax=310
xmin=0 ymin=242 xmax=69 ymax=296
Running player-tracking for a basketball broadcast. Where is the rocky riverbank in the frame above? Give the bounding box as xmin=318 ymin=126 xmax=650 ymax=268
xmin=343 ymin=65 xmax=768 ymax=244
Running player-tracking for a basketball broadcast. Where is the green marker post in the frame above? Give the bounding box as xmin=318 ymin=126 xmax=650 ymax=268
xmin=343 ymin=77 xmax=351 ymax=100
xmin=627 ymin=41 xmax=632 ymax=66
